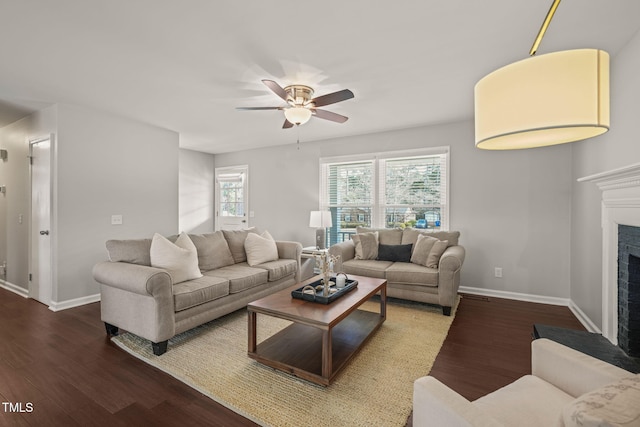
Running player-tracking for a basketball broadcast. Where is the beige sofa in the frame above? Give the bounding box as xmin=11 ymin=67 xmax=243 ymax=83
xmin=93 ymin=228 xmax=302 ymax=355
xmin=329 ymin=227 xmax=465 ymax=315
xmin=413 ymin=338 xmax=639 ymax=427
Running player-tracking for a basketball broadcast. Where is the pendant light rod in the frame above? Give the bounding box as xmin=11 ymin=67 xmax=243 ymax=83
xmin=529 ymin=0 xmax=562 ymax=56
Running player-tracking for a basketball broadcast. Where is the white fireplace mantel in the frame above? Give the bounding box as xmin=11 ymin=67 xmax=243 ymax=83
xmin=578 ymin=162 xmax=640 ymax=345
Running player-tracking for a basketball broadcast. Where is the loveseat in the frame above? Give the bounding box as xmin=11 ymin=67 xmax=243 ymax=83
xmin=413 ymin=338 xmax=640 ymax=426
xmin=93 ymin=228 xmax=302 ymax=355
xmin=329 ymin=227 xmax=464 ymax=315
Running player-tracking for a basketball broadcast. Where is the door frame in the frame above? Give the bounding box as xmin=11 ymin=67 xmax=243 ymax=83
xmin=215 ymin=165 xmax=249 ymax=231
xmin=28 ymin=134 xmax=56 ymax=307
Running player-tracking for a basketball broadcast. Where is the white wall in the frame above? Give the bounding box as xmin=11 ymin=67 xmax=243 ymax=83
xmin=571 ymin=29 xmax=640 ymax=329
xmin=215 ymin=120 xmax=573 ymax=298
xmin=179 ymin=148 xmax=214 ymax=234
xmin=0 ymin=103 xmax=179 ymax=306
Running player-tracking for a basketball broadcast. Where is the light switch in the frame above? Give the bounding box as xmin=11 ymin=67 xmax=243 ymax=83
xmin=111 ymin=214 xmax=123 ymax=225
xmin=250 ymin=211 xmax=255 ymax=218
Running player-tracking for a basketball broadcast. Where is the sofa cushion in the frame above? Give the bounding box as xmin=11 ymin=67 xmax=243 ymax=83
xmin=386 ymin=262 xmax=439 ymax=286
xmin=106 ymin=238 xmax=152 ymax=266
xmin=189 ymin=231 xmax=235 ymax=271
xmin=254 ymin=259 xmax=298 ymax=281
xmin=357 ymin=227 xmax=403 ymax=245
xmin=342 ymin=259 xmax=392 ymax=279
xmin=204 ymin=263 xmax=268 ymax=293
xmin=245 ymin=231 xmax=279 ymax=266
xmin=401 ymin=228 xmax=460 ymax=247
xmin=427 ymin=240 xmax=448 ymax=268
xmin=377 ymin=244 xmax=413 ymax=262
xmin=410 ymin=234 xmax=438 ymax=266
xmin=223 ymin=227 xmax=260 ymax=263
xmin=352 ymin=232 xmax=379 ymax=260
xmin=173 ymin=275 xmax=230 ymax=312
xmin=150 ymin=233 xmax=203 ymax=285
xmin=562 ymin=374 xmax=640 ymax=427
xmin=474 ymin=375 xmax=573 ymax=427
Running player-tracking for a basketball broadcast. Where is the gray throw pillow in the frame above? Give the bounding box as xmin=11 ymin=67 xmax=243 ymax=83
xmin=189 ymin=231 xmax=235 ymax=270
xmin=377 ymin=244 xmax=413 ymax=262
xmin=352 ymin=232 xmax=379 ymax=260
xmin=410 ymin=234 xmax=438 ymax=266
xmin=426 ymin=240 xmax=448 ymax=268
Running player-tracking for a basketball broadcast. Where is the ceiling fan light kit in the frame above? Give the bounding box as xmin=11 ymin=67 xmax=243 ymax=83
xmin=474 ymin=0 xmax=610 ymax=150
xmin=284 ymin=106 xmax=312 ymax=125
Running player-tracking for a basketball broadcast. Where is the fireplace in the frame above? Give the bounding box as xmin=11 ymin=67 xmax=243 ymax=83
xmin=579 ymin=163 xmax=640 ymax=358
xmin=618 ymin=225 xmax=640 ymax=357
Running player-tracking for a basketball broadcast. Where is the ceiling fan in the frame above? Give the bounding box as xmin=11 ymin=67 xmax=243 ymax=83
xmin=237 ymin=79 xmax=354 ymax=129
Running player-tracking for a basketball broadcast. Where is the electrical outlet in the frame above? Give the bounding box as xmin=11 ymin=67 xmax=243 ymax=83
xmin=495 ymin=267 xmax=503 ymax=278
xmin=111 ymin=214 xmax=123 ymax=225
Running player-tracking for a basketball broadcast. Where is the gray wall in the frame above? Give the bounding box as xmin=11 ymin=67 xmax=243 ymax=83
xmin=179 ymin=148 xmax=215 ymax=234
xmin=0 ymin=103 xmax=179 ymax=305
xmin=571 ymin=29 xmax=640 ymax=329
xmin=215 ymin=121 xmax=574 ymax=299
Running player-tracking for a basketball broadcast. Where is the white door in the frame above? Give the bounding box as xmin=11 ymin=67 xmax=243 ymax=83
xmin=215 ymin=166 xmax=249 ymax=230
xmin=30 ymin=137 xmax=52 ymax=306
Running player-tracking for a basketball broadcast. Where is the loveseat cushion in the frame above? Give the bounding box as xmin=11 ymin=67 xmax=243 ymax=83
xmin=473 ymin=375 xmax=573 ymax=427
xmin=401 ymin=228 xmax=460 ymax=247
xmin=254 ymin=259 xmax=297 ymax=282
xmin=173 ymin=275 xmax=230 ymax=312
xmin=357 ymin=227 xmax=403 ymax=245
xmin=106 ymin=238 xmax=152 ymax=266
xmin=223 ymin=228 xmax=260 ymax=263
xmin=386 ymin=262 xmax=439 ymax=286
xmin=342 ymin=259 xmax=393 ymax=279
xmin=204 ymin=263 xmax=268 ymax=293
xmin=189 ymin=231 xmax=235 ymax=270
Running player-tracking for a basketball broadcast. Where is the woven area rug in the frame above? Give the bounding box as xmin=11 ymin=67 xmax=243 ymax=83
xmin=112 ymin=297 xmax=456 ymax=427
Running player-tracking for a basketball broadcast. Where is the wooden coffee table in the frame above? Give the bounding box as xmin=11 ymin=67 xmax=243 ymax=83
xmin=247 ymin=274 xmax=387 ymax=386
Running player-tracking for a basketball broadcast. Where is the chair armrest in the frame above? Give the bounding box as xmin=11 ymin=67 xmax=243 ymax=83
xmin=439 ymin=245 xmax=465 ymax=271
xmin=329 ymin=240 xmax=355 ymax=272
xmin=413 ymin=377 xmax=502 ymax=427
xmin=437 ymin=245 xmax=465 ymax=309
xmin=532 ymin=338 xmax=632 ymax=397
xmin=276 ymin=241 xmax=303 ymax=282
xmin=92 ymin=261 xmax=172 ymax=297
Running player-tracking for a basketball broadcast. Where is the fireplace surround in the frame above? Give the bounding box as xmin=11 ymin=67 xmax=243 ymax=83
xmin=579 ymin=162 xmax=640 ymax=356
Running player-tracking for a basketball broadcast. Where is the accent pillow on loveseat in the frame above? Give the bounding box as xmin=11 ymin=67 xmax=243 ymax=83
xmin=149 ymin=232 xmax=202 ymax=284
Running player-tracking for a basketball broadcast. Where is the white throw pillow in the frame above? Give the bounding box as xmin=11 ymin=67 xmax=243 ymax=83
xmin=245 ymin=231 xmax=279 ymax=266
xmin=150 ymin=232 xmax=202 ymax=284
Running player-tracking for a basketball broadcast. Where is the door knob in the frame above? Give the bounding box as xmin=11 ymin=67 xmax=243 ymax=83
xmin=39 ymin=230 xmax=49 ymax=235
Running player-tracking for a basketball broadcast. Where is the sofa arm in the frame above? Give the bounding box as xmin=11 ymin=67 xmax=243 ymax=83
xmin=329 ymin=240 xmax=355 ymax=272
xmin=437 ymin=245 xmax=465 ymax=309
xmin=276 ymin=241 xmax=303 ymax=282
xmin=413 ymin=377 xmax=501 ymax=427
xmin=93 ymin=261 xmax=172 ymax=297
xmin=532 ymin=338 xmax=631 ymax=397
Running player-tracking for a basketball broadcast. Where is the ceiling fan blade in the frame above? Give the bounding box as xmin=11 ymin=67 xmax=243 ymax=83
xmin=313 ymin=109 xmax=349 ymax=123
xmin=262 ymin=79 xmax=289 ymax=102
xmin=236 ymin=106 xmax=283 ymax=111
xmin=283 ymin=119 xmax=294 ymax=129
xmin=310 ymin=89 xmax=354 ymax=108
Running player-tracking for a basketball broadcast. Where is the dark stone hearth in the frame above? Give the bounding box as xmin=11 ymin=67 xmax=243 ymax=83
xmin=618 ymin=225 xmax=640 ymax=358
xmin=533 ymin=324 xmax=640 ymax=373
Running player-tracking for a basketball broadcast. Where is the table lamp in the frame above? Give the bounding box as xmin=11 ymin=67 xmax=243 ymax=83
xmin=309 ymin=211 xmax=332 ymax=249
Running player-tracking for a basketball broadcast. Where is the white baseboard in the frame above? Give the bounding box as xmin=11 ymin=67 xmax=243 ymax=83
xmin=568 ymin=300 xmax=601 ymax=333
xmin=0 ymin=280 xmax=29 ymax=298
xmin=459 ymin=286 xmax=600 ymax=333
xmin=48 ymin=293 xmax=101 ymax=312
xmin=459 ymin=286 xmax=571 ymax=306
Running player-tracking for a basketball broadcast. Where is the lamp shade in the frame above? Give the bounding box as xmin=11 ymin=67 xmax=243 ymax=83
xmin=474 ymin=49 xmax=609 ymax=150
xmin=309 ymin=211 xmax=332 ymax=228
xmin=284 ymin=107 xmax=312 ymax=125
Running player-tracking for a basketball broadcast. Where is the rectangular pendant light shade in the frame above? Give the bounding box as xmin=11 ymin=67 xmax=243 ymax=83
xmin=475 ymin=49 xmax=609 ymax=150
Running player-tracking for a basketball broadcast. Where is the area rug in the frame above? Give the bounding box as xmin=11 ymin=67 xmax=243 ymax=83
xmin=112 ymin=298 xmax=456 ymax=427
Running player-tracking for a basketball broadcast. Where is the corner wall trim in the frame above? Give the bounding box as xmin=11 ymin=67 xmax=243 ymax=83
xmin=568 ymin=300 xmax=601 ymax=333
xmin=48 ymin=294 xmax=101 ymax=312
xmin=0 ymin=280 xmax=29 ymax=298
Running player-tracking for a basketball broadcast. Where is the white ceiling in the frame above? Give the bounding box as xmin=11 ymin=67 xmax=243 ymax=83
xmin=1 ymin=1 xmax=639 ymax=154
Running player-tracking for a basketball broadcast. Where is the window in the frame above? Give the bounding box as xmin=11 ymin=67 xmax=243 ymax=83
xmin=320 ymin=147 xmax=449 ymax=245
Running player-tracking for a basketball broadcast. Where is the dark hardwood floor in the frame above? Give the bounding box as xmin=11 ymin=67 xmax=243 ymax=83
xmin=0 ymin=288 xmax=584 ymax=426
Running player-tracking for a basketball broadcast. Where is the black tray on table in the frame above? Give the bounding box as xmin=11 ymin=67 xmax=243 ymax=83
xmin=291 ymin=277 xmax=359 ymax=304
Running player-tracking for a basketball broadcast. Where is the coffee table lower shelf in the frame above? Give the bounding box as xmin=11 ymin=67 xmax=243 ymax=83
xmin=248 ymin=308 xmax=384 ymax=386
